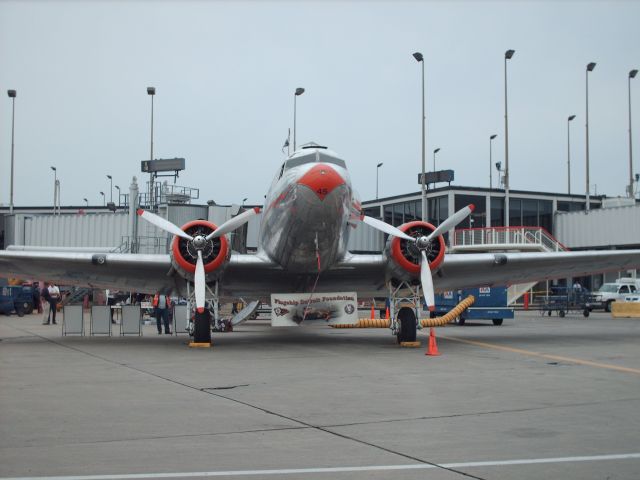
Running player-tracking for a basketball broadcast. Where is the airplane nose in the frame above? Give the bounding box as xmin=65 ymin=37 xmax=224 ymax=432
xmin=297 ymin=164 xmax=346 ymax=201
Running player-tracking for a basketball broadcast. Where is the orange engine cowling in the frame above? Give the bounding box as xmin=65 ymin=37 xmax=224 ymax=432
xmin=170 ymin=220 xmax=230 ymax=281
xmin=386 ymin=221 xmax=446 ymax=280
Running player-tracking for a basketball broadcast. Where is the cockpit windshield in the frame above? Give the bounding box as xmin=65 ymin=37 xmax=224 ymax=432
xmin=284 ymin=152 xmax=346 ymax=170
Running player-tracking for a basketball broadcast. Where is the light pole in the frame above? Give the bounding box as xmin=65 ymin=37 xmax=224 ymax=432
xmin=147 ymin=86 xmax=155 ymax=209
xmin=504 ymin=49 xmax=515 ymax=228
xmin=83 ymin=198 xmax=88 ymax=207
xmin=115 ymin=185 xmax=121 ymax=206
xmin=567 ymin=115 xmax=576 ymax=194
xmin=376 ymin=162 xmax=383 ymax=199
xmin=585 ymin=62 xmax=596 ymax=211
xmin=433 ymin=147 xmax=440 ymax=172
xmin=106 ymin=175 xmax=113 ymax=203
xmin=489 ymin=134 xmax=497 ymax=189
xmin=413 ymin=51 xmax=426 ymax=221
xmin=628 ymin=69 xmax=638 ymax=198
xmin=7 ymin=90 xmax=16 ymax=214
xmin=293 ymin=87 xmax=305 ymax=152
xmin=50 ymin=166 xmax=57 ymax=214
xmin=99 ymin=191 xmax=105 ymax=206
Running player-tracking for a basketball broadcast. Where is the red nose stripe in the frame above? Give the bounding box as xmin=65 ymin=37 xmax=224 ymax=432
xmin=297 ymin=164 xmax=345 ymax=201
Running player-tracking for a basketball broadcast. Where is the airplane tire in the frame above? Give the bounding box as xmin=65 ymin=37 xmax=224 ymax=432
xmin=492 ymin=318 xmax=503 ymax=326
xmin=559 ymin=310 xmax=565 ymax=318
xmin=605 ymin=301 xmax=612 ymax=313
xmin=583 ymin=308 xmax=590 ymax=317
xmin=396 ymin=307 xmax=417 ymax=343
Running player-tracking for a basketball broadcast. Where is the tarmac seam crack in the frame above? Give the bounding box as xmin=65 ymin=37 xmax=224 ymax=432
xmin=9 ymin=329 xmax=485 ymax=480
xmin=317 ymin=396 xmax=640 ymax=428
xmin=0 ymin=426 xmax=311 ymax=450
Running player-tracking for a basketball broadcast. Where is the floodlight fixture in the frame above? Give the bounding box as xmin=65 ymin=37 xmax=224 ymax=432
xmin=412 ymin=52 xmax=423 ymax=62
xmin=587 ymin=62 xmax=596 ymax=72
xmin=505 ymin=49 xmax=515 ymax=60
xmin=147 ymin=87 xmax=155 ymax=95
xmin=490 ymin=134 xmax=497 ymax=140
xmin=568 ymin=115 xmax=576 ymax=121
xmin=631 ymin=69 xmax=638 ymax=79
xmin=7 ymin=89 xmax=16 ymax=98
xmin=295 ymin=87 xmax=305 ymax=96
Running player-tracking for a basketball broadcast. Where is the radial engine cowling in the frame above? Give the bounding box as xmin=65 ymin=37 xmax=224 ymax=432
xmin=170 ymin=220 xmax=230 ymax=281
xmin=386 ymin=221 xmax=446 ymax=281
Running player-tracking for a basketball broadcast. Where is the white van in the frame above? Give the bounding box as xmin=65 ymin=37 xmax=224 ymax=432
xmin=593 ymin=279 xmax=639 ymax=312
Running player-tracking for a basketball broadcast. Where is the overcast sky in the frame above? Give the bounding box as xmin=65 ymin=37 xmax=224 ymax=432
xmin=1 ymin=0 xmax=639 ymax=208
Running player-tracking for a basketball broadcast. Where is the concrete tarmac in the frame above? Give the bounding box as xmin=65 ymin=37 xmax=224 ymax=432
xmin=1 ymin=310 xmax=639 ymax=480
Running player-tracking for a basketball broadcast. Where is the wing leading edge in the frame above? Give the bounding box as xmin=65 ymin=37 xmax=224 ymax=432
xmin=433 ymin=250 xmax=640 ymax=291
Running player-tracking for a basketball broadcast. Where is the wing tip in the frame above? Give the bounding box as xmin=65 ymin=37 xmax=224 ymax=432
xmin=136 ymin=208 xmax=144 ymax=216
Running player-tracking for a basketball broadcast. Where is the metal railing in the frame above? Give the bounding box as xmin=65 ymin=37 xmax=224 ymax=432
xmin=119 ymin=235 xmax=170 ymax=254
xmin=452 ymin=226 xmax=568 ymax=252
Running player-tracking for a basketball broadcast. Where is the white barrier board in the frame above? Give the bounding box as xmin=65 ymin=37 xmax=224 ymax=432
xmin=270 ymin=292 xmax=358 ymax=326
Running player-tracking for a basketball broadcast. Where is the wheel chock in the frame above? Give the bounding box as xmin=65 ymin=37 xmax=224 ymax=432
xmin=400 ymin=341 xmax=421 ymax=348
xmin=188 ymin=342 xmax=212 ymax=348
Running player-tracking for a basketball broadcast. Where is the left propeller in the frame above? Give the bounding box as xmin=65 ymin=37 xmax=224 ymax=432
xmin=137 ymin=207 xmax=261 ymax=313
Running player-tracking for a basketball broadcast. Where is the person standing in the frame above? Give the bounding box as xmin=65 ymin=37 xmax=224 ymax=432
xmin=106 ymin=289 xmax=116 ymax=324
xmin=47 ymin=283 xmax=61 ymax=325
xmin=41 ymin=283 xmax=52 ymax=325
xmin=153 ymin=292 xmax=172 ymax=335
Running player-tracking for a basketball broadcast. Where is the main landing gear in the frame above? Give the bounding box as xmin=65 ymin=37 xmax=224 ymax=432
xmin=186 ymin=280 xmax=221 ymax=344
xmin=388 ymin=281 xmax=421 ymax=344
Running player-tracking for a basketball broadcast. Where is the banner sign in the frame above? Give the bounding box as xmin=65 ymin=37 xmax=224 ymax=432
xmin=270 ymin=292 xmax=358 ymax=326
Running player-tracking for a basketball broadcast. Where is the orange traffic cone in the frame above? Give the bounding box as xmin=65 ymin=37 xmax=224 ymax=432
xmin=385 ymin=306 xmax=390 ymax=320
xmin=370 ymin=303 xmax=375 ymax=320
xmin=425 ymin=327 xmax=441 ymax=356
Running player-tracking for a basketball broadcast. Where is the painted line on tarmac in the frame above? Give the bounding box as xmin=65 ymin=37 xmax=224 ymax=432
xmin=2 ymin=453 xmax=640 ymax=480
xmin=442 ymin=336 xmax=640 ymax=375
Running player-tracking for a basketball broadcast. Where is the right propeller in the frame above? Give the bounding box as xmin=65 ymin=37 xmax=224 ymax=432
xmin=363 ymin=204 xmax=474 ymax=311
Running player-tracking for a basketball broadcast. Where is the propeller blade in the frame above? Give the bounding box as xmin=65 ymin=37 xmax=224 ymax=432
xmin=194 ymin=250 xmax=206 ymax=314
xmin=420 ymin=251 xmax=436 ymax=312
xmin=426 ymin=204 xmax=475 ymax=241
xmin=205 ymin=207 xmax=261 ymax=241
xmin=362 ymin=216 xmax=415 ymax=242
xmin=137 ymin=209 xmax=193 ymax=240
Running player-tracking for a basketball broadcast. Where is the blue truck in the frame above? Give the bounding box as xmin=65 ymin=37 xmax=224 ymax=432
xmin=0 ymin=285 xmax=38 ymax=317
xmin=434 ymin=287 xmax=514 ymax=325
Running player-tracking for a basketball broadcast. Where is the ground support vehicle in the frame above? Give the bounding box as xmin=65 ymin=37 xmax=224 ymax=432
xmin=591 ymin=280 xmax=639 ymax=312
xmin=434 ymin=287 xmax=514 ymax=325
xmin=540 ymin=288 xmax=594 ymax=317
xmin=0 ymin=285 xmax=37 ymax=316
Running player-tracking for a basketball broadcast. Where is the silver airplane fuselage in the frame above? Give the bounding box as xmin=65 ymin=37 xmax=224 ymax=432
xmin=259 ymin=147 xmax=359 ymax=273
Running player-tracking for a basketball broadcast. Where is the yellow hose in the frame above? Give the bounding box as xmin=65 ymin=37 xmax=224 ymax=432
xmin=419 ymin=295 xmax=475 ymax=327
xmin=331 ymin=295 xmax=475 ymax=328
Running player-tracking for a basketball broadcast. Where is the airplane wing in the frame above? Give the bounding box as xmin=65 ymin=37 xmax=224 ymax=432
xmin=434 ymin=250 xmax=640 ymax=291
xmin=1 ymin=248 xmax=638 ymax=298
xmin=0 ymin=250 xmax=179 ymax=294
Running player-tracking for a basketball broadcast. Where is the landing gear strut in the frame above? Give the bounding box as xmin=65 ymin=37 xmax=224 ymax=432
xmin=388 ymin=281 xmax=421 ymax=343
xmin=186 ymin=280 xmax=220 ymax=344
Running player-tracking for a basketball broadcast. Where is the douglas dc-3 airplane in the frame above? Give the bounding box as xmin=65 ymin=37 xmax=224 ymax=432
xmin=1 ymin=144 xmax=640 ymax=341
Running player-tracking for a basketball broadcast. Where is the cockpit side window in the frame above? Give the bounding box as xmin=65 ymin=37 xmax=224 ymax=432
xmin=277 ymin=163 xmax=285 ymax=179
